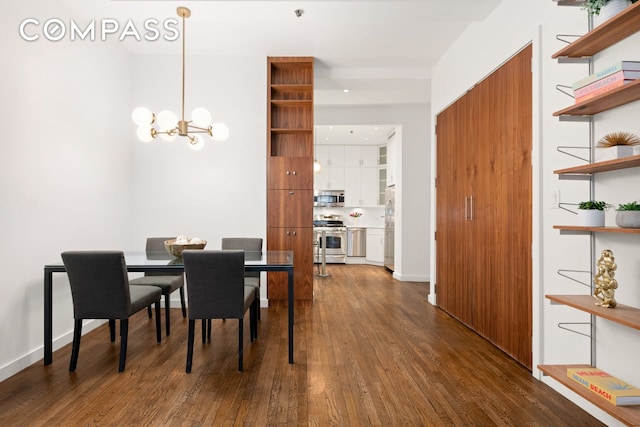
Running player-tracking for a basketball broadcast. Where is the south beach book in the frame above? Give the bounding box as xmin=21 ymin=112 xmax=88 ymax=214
xmin=573 ymin=69 xmax=640 ymax=99
xmin=572 ymin=61 xmax=640 ymax=90
xmin=567 ymin=367 xmax=640 ymax=406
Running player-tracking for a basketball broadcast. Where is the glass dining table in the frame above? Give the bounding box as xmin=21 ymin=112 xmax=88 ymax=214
xmin=43 ymin=250 xmax=295 ymax=365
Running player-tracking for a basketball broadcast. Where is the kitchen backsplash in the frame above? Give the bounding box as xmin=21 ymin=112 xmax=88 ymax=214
xmin=313 ymin=206 xmax=385 ymax=228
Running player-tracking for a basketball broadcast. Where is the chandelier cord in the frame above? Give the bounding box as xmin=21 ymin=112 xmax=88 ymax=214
xmin=181 ymin=10 xmax=186 ymax=123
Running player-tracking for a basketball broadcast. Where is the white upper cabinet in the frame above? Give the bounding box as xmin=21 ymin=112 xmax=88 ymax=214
xmin=386 ymin=137 xmax=397 ymax=187
xmin=344 ymin=145 xmax=378 ymax=167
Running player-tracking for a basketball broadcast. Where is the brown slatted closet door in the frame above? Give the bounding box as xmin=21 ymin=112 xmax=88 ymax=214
xmin=436 ymin=44 xmax=532 ymax=369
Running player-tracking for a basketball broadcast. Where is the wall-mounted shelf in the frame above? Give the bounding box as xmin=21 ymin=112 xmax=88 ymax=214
xmin=554 ymin=225 xmax=640 ymax=234
xmin=546 ymin=294 xmax=640 ymax=330
xmin=538 ymin=364 xmax=640 ymax=426
xmin=552 ymin=2 xmax=640 ymax=59
xmin=553 ymin=79 xmax=640 ymax=117
xmin=554 ymin=154 xmax=640 ymax=175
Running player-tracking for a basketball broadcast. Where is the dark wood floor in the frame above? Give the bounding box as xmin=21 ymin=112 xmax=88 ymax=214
xmin=0 ymin=264 xmax=603 ymax=426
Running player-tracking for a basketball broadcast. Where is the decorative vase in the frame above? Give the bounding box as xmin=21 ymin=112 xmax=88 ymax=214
xmin=615 ymin=211 xmax=640 ymax=228
xmin=578 ymin=209 xmax=605 ymax=227
xmin=593 ymin=0 xmax=630 ymax=27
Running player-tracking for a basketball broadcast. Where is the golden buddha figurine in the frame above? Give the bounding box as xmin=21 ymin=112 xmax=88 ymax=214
xmin=593 ymin=249 xmax=618 ymax=308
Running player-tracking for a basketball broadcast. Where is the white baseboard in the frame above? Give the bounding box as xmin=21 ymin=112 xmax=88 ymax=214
xmin=0 ymin=318 xmax=104 ymax=383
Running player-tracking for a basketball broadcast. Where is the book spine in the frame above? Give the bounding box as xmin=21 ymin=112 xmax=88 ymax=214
xmin=574 ymin=71 xmax=625 ymax=98
xmin=574 ymin=79 xmax=629 ymax=104
xmin=573 ymin=63 xmax=623 ymax=90
xmin=571 ymin=61 xmax=640 ymax=90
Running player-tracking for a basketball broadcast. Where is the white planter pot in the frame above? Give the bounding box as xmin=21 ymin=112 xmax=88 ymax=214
xmin=593 ymin=0 xmax=630 ymax=27
xmin=615 ymin=211 xmax=640 ymax=228
xmin=578 ymin=209 xmax=605 ymax=227
xmin=594 ymin=145 xmax=634 ymax=162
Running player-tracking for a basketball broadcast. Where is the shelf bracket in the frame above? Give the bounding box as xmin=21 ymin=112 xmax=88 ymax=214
xmin=557 ymin=269 xmax=591 ymax=288
xmin=556 ymin=145 xmax=590 ymax=163
xmin=555 ymin=84 xmax=575 ymax=99
xmin=555 ymin=34 xmax=583 ymax=44
xmin=557 ymin=322 xmax=592 ymax=338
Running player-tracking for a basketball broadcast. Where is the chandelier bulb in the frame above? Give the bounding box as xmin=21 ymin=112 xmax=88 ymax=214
xmin=211 ymin=122 xmax=230 ymax=141
xmin=191 ymin=107 xmax=212 ymax=127
xmin=132 ymin=107 xmax=154 ymax=126
xmin=136 ymin=125 xmax=154 ymax=143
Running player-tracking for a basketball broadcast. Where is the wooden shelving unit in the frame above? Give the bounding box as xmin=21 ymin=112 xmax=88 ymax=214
xmin=552 ymin=2 xmax=640 ymax=59
xmin=266 ymin=56 xmax=314 ymax=301
xmin=549 ymin=4 xmax=640 ymax=425
xmin=546 ymin=294 xmax=640 ymax=330
xmin=542 ymin=295 xmax=640 ymax=426
xmin=538 ymin=364 xmax=640 ymax=426
xmin=553 ymin=79 xmax=640 ymax=117
xmin=554 ymin=225 xmax=640 ymax=234
xmin=554 ymin=154 xmax=640 ymax=175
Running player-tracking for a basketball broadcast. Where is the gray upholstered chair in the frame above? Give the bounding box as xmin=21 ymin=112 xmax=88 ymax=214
xmin=128 ymin=237 xmax=186 ymax=335
xmin=61 ymin=251 xmax=162 ymax=373
xmin=221 ymin=237 xmax=263 ymax=319
xmin=183 ymin=250 xmax=257 ymax=372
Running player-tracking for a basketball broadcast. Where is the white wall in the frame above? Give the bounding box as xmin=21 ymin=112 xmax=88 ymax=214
xmin=316 ymin=104 xmax=431 ymax=282
xmin=0 ymin=1 xmax=133 ymax=379
xmin=430 ymin=0 xmax=639 ymax=424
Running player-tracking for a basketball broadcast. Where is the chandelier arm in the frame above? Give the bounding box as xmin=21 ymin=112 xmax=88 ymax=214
xmin=187 ymin=124 xmax=212 ymax=132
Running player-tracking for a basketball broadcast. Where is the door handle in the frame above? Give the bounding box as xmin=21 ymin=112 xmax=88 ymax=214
xmin=470 ymin=196 xmax=474 ymax=221
xmin=464 ymin=196 xmax=469 ymax=221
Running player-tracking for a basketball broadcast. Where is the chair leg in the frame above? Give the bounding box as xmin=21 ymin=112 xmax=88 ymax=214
xmin=201 ymin=319 xmax=207 ymax=343
xmin=164 ymin=294 xmax=171 ymax=336
xmin=249 ymin=302 xmax=257 ymax=342
xmin=155 ymin=302 xmax=162 ymax=343
xmin=119 ymin=319 xmax=129 ymax=372
xmin=147 ymin=305 xmax=152 ymax=319
xmin=238 ymin=319 xmax=244 ymax=372
xmin=207 ymin=319 xmax=212 ymax=341
xmin=186 ymin=319 xmax=195 ymax=373
xmin=109 ymin=319 xmax=116 ymax=342
xmin=179 ymin=286 xmax=187 ymax=318
xmin=69 ymin=319 xmax=83 ymax=372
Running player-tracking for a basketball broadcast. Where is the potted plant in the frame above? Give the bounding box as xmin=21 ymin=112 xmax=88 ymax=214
xmin=615 ymin=201 xmax=640 ymax=228
xmin=582 ymin=0 xmax=638 ymax=26
xmin=577 ymin=200 xmax=610 ymax=227
xmin=595 ymin=131 xmax=640 ymax=162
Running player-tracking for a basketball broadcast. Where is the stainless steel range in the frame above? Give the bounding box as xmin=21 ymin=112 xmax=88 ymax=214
xmin=313 ymin=214 xmax=347 ymax=264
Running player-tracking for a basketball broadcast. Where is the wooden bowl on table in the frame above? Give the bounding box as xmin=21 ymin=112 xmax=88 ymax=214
xmin=164 ymin=239 xmax=207 ymax=257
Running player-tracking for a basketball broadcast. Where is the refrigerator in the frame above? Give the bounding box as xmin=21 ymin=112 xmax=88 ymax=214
xmin=384 ymin=185 xmax=395 ymax=272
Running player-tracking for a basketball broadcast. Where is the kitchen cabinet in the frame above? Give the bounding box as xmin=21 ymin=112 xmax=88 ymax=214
xmin=539 ymin=5 xmax=640 ymax=425
xmin=267 ymin=57 xmax=314 ymax=300
xmin=314 ymin=145 xmax=345 ymax=190
xmin=344 ymin=166 xmax=378 ymax=207
xmin=435 ymin=45 xmax=532 ymax=369
xmin=365 ymin=228 xmax=384 ymax=265
xmin=386 ymin=137 xmax=397 ymax=187
xmin=344 ymin=145 xmax=378 ymax=168
xmin=315 ymin=145 xmax=345 ymax=168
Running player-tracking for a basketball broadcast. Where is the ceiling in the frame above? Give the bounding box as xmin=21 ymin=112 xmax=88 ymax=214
xmin=60 ymin=0 xmax=501 ymax=107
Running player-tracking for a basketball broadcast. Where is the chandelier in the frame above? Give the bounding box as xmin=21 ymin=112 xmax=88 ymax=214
xmin=131 ymin=6 xmax=229 ymax=150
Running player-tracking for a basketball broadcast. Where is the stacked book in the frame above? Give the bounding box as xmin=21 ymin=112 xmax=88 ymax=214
xmin=567 ymin=367 xmax=640 ymax=406
xmin=573 ymin=61 xmax=640 ymax=104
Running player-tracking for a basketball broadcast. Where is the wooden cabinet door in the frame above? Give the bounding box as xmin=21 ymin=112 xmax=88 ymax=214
xmin=436 ymin=45 xmax=532 ymax=369
xmin=267 ymin=190 xmax=313 ymax=227
xmin=267 ymin=227 xmax=313 ymax=300
xmin=268 ymin=157 xmax=313 ymax=189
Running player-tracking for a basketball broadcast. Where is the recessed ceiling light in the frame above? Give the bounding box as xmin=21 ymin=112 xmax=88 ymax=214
xmin=343 ymin=89 xmax=349 ymax=93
